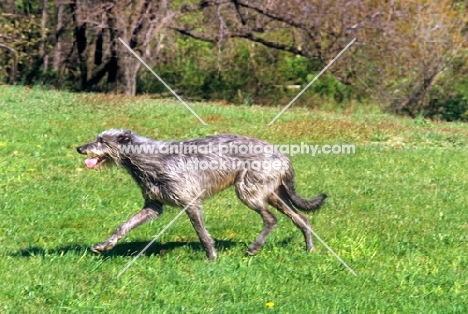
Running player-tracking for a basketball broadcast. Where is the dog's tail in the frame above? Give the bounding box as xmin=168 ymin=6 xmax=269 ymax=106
xmin=282 ymin=174 xmax=327 ymax=213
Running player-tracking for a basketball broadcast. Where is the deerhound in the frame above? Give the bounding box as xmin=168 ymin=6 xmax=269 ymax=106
xmin=76 ymin=129 xmax=327 ymax=260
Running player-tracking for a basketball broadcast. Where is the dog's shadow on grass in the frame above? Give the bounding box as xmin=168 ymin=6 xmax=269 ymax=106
xmin=10 ymin=240 xmax=239 ymax=258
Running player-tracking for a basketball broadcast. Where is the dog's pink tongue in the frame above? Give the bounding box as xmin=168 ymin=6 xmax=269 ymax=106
xmin=85 ymin=157 xmax=99 ymax=169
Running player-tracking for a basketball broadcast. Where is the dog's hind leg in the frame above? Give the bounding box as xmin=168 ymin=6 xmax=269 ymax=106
xmin=235 ymin=175 xmax=278 ymax=255
xmin=91 ymin=201 xmax=163 ymax=254
xmin=244 ymin=203 xmax=278 ymax=256
xmin=268 ymin=186 xmax=314 ymax=251
xmin=185 ymin=202 xmax=217 ymax=261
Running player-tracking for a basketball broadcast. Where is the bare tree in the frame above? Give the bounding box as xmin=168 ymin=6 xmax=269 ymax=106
xmin=67 ymin=0 xmax=180 ymax=95
xmin=171 ymin=0 xmax=467 ymax=114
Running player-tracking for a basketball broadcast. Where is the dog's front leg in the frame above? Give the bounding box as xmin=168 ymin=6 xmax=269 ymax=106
xmin=91 ymin=201 xmax=163 ymax=254
xmin=185 ymin=204 xmax=217 ymax=261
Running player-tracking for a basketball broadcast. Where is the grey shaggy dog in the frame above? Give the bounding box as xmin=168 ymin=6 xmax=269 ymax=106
xmin=77 ymin=129 xmax=327 ymax=260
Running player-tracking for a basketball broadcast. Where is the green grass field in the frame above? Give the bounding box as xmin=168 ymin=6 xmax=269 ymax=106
xmin=0 ymin=85 xmax=467 ymax=313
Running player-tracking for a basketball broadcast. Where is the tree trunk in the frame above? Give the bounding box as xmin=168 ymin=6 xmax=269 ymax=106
xmin=116 ymin=54 xmax=141 ymax=95
xmin=106 ymin=2 xmax=145 ymax=96
xmin=70 ymin=0 xmax=88 ymax=90
xmin=40 ymin=0 xmax=49 ymax=71
xmin=53 ymin=0 xmax=64 ymax=72
xmin=107 ymin=34 xmax=141 ymax=96
xmin=391 ymin=74 xmax=439 ymax=117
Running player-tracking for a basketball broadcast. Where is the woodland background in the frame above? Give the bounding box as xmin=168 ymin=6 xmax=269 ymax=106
xmin=1 ymin=0 xmax=468 ymax=120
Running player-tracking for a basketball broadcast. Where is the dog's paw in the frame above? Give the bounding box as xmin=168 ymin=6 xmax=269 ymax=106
xmin=90 ymin=243 xmax=111 ymax=254
xmin=246 ymin=249 xmax=259 ymax=256
xmin=90 ymin=245 xmax=103 ymax=254
xmin=207 ymin=253 xmax=217 ymax=261
xmin=246 ymin=242 xmax=263 ymax=256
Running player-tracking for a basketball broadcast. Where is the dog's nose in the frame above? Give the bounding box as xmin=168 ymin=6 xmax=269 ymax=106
xmin=77 ymin=146 xmax=84 ymax=154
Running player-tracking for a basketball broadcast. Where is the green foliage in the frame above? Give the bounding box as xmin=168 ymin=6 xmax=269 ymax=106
xmin=0 ymin=13 xmax=42 ymax=83
xmin=1 ymin=86 xmax=468 ymax=312
xmin=139 ymin=37 xmax=351 ymax=107
xmin=281 ymin=55 xmax=311 ymax=83
xmin=425 ymin=73 xmax=468 ymax=121
xmin=308 ymin=73 xmax=352 ymax=102
xmin=428 ymin=94 xmax=468 ymax=122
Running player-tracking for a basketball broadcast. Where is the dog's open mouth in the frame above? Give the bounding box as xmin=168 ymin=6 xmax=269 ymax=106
xmin=85 ymin=155 xmax=108 ymax=169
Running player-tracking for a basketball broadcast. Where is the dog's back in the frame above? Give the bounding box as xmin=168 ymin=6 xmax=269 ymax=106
xmin=116 ymin=133 xmax=291 ymax=205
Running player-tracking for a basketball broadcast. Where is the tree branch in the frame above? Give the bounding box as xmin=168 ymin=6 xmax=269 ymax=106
xmin=86 ymin=58 xmax=113 ymax=87
xmin=170 ymin=25 xmax=318 ymax=58
xmin=130 ymin=0 xmax=151 ymax=49
xmin=234 ymin=0 xmax=312 ymax=31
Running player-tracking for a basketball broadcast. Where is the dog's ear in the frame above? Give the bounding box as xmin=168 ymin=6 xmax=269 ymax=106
xmin=117 ymin=131 xmax=132 ymax=144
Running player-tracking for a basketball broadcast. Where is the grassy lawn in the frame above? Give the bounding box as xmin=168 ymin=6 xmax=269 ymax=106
xmin=0 ymin=85 xmax=467 ymax=313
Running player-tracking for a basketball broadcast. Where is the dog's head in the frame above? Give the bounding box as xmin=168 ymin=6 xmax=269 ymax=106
xmin=77 ymin=129 xmax=133 ymax=168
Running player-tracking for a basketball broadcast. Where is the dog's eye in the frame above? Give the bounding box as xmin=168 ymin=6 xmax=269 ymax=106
xmin=117 ymin=135 xmax=131 ymax=143
xmin=97 ymin=137 xmax=103 ymax=143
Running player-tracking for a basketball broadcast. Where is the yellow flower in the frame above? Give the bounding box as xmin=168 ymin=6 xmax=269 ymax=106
xmin=0 ymin=142 xmax=5 ymax=147
xmin=265 ymin=302 xmax=274 ymax=307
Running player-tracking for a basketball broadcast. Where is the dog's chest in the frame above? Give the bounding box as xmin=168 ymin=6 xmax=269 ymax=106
xmin=134 ymin=174 xmax=181 ymax=206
